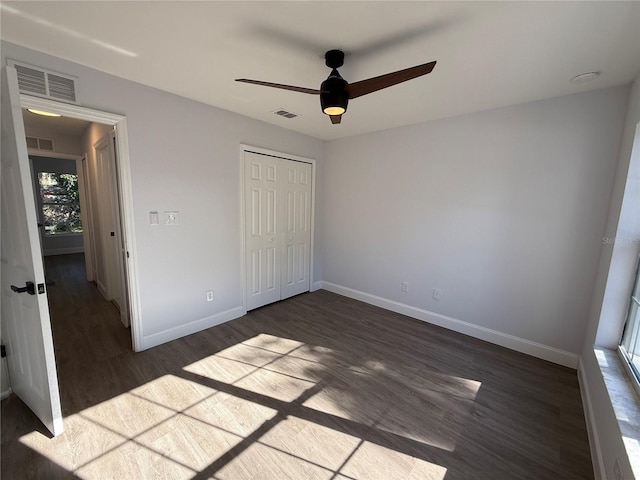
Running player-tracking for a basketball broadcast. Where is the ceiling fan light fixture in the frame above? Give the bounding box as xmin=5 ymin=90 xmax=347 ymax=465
xmin=320 ymin=75 xmax=348 ymax=117
xmin=27 ymin=109 xmax=61 ymax=117
xmin=323 ymin=106 xmax=346 ymax=116
xmin=570 ymin=71 xmax=600 ymax=84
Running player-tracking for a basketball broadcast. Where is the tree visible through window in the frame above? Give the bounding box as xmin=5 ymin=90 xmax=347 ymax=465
xmin=38 ymin=172 xmax=83 ymax=235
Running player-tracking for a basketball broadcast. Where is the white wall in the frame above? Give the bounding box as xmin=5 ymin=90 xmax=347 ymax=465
xmin=2 ymin=41 xmax=325 ymax=347
xmin=322 ymin=86 xmax=629 ymax=363
xmin=580 ymin=73 xmax=640 ymax=480
xmin=23 ymin=125 xmax=84 ymax=155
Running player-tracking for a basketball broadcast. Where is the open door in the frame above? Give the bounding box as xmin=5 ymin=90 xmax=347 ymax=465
xmin=1 ymin=66 xmax=64 ymax=436
xmin=93 ymin=132 xmax=129 ymax=327
xmin=110 ymin=132 xmax=131 ymax=328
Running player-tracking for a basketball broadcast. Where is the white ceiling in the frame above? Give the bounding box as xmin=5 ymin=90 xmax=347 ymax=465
xmin=22 ymin=108 xmax=91 ymax=136
xmin=2 ymin=1 xmax=639 ymax=141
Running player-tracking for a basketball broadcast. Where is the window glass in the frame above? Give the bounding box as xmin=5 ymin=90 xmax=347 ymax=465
xmin=621 ymin=259 xmax=640 ymax=382
xmin=37 ymin=172 xmax=82 ymax=234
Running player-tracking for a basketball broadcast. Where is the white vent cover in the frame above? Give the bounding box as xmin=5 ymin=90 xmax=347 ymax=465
xmin=9 ymin=60 xmax=79 ymax=104
xmin=272 ymin=109 xmax=299 ymax=119
xmin=26 ymin=136 xmax=55 ymax=151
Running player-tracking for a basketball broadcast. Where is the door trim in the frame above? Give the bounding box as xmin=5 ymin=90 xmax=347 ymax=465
xmin=20 ymin=94 xmax=142 ymax=351
xmin=239 ymin=144 xmax=316 ymax=312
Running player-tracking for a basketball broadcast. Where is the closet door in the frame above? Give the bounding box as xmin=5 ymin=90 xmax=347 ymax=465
xmin=281 ymin=160 xmax=312 ymax=300
xmin=245 ymin=153 xmax=281 ymax=310
xmin=244 ymin=151 xmax=312 ymax=310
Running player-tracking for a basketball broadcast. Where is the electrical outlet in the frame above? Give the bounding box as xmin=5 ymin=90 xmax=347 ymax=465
xmin=401 ymin=281 xmax=409 ymax=293
xmin=206 ymin=290 xmax=214 ymax=302
xmin=433 ymin=288 xmax=442 ymax=300
xmin=614 ymin=457 xmax=624 ymax=480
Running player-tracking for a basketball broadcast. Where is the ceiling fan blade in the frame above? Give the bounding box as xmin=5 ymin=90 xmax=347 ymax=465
xmin=235 ymin=79 xmax=321 ymax=95
xmin=346 ymin=61 xmax=436 ymax=99
xmin=330 ymin=114 xmax=342 ymax=124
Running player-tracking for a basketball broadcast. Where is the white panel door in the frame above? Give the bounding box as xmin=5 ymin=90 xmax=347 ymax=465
xmin=245 ymin=153 xmax=281 ymax=310
xmin=111 ymin=134 xmax=130 ymax=328
xmin=94 ymin=133 xmax=129 ymax=327
xmin=244 ymin=151 xmax=312 ymax=310
xmin=281 ymin=161 xmax=312 ymax=300
xmin=1 ymin=66 xmax=63 ymax=436
xmin=92 ymin=137 xmax=109 ymax=300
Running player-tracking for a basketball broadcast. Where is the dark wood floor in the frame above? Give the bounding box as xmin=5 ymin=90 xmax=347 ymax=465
xmin=1 ymin=254 xmax=594 ymax=479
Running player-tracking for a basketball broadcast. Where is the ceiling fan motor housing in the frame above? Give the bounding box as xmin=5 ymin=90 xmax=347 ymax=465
xmin=320 ymin=75 xmax=349 ymax=114
xmin=325 ymin=49 xmax=345 ymax=69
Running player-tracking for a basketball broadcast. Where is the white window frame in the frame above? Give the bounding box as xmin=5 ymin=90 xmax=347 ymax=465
xmin=619 ymin=255 xmax=640 ymax=397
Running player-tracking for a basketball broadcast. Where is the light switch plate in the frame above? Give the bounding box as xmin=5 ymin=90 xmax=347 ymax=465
xmin=149 ymin=211 xmax=159 ymax=225
xmin=164 ymin=211 xmax=179 ymax=225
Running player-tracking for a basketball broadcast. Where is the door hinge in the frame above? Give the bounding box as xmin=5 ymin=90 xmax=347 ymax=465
xmin=1 ymin=345 xmax=6 ymax=358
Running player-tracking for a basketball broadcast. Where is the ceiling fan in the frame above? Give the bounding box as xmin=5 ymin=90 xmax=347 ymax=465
xmin=236 ymin=49 xmax=436 ymax=124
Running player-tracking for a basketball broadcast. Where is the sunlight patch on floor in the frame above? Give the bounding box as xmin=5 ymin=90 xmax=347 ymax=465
xmin=242 ymin=333 xmax=306 ymax=354
xmin=19 ymin=372 xmax=278 ymax=479
xmin=258 ymin=416 xmax=362 ymax=471
xmin=185 ymin=333 xmax=480 ymax=453
xmin=216 ymin=442 xmax=338 ymax=479
xmin=338 ymin=441 xmax=448 ymax=480
xmin=19 ymin=333 xmax=455 ymax=478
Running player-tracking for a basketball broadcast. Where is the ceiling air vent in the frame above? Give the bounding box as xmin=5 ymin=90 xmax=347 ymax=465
xmin=9 ymin=60 xmax=79 ymax=104
xmin=272 ymin=109 xmax=299 ymax=119
xmin=26 ymin=136 xmax=55 ymax=151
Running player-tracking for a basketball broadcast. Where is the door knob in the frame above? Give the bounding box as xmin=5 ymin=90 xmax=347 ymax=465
xmin=10 ymin=281 xmax=36 ymax=295
xmin=268 ymin=237 xmax=274 ymax=243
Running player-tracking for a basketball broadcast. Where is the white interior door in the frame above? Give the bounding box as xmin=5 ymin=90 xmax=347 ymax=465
xmin=244 ymin=151 xmax=312 ymax=310
xmin=1 ymin=66 xmax=64 ymax=436
xmin=93 ymin=133 xmax=129 ymax=327
xmin=281 ymin=161 xmax=312 ymax=300
xmin=79 ymin=156 xmax=97 ymax=282
xmin=90 ymin=138 xmax=108 ymax=299
xmin=109 ymin=132 xmax=130 ymax=328
xmin=245 ymin=153 xmax=281 ymax=310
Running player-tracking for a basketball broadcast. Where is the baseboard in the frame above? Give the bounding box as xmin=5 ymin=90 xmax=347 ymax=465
xmin=319 ymin=281 xmax=579 ymax=368
xmin=577 ymin=356 xmax=606 ymax=480
xmin=311 ymin=281 xmax=323 ymax=292
xmin=43 ymin=247 xmax=84 ymax=256
xmin=0 ymin=388 xmax=11 ymax=400
xmin=140 ymin=306 xmax=246 ymax=351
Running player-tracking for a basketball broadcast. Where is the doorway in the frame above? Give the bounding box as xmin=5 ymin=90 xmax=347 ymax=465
xmin=19 ymin=95 xmax=141 ymax=351
xmin=2 ymin=66 xmax=140 ymax=435
xmin=25 ymin=114 xmax=130 ymax=330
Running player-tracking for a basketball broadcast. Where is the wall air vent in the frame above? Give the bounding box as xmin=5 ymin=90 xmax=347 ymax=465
xmin=272 ymin=109 xmax=299 ymax=119
xmin=26 ymin=136 xmax=55 ymax=151
xmin=9 ymin=60 xmax=79 ymax=104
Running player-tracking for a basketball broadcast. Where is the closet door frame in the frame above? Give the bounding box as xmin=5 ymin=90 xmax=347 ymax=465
xmin=239 ymin=145 xmax=316 ymax=312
